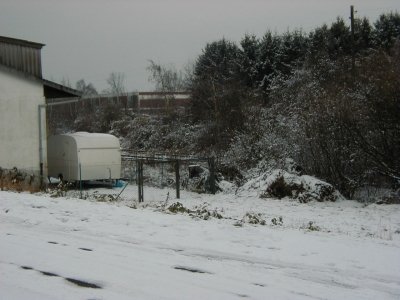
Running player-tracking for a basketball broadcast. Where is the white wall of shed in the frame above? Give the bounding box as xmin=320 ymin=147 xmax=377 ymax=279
xmin=47 ymin=133 xmax=121 ymax=181
xmin=47 ymin=135 xmax=79 ymax=180
xmin=0 ymin=67 xmax=46 ymax=175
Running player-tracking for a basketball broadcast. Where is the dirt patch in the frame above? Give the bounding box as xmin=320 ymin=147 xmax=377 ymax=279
xmin=19 ymin=264 xmax=102 ymax=289
xmin=173 ymin=266 xmax=212 ymax=274
xmin=40 ymin=271 xmax=59 ymax=277
xmin=65 ymin=278 xmax=102 ymax=289
xmin=79 ymin=248 xmax=93 ymax=252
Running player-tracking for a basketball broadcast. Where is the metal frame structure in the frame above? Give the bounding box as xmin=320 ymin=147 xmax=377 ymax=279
xmin=122 ymin=154 xmax=216 ymax=202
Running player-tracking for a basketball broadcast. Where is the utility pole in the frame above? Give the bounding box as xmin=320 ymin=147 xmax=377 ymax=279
xmin=350 ymin=5 xmax=356 ymax=76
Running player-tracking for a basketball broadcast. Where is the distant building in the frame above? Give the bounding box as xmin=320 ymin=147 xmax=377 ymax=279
xmin=72 ymin=91 xmax=191 ymax=114
xmin=137 ymin=91 xmax=191 ymax=113
xmin=0 ymin=35 xmax=80 ymax=182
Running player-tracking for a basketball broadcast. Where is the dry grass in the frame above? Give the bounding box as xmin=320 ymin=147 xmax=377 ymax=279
xmin=0 ymin=168 xmax=41 ymax=193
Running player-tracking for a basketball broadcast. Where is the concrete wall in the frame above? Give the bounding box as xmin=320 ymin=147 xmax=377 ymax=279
xmin=0 ymin=67 xmax=46 ymax=175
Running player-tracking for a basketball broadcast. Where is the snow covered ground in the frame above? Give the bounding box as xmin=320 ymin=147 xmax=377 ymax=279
xmin=1 ymin=185 xmax=400 ymax=299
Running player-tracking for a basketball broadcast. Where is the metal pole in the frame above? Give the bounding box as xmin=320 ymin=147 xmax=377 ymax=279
xmin=141 ymin=161 xmax=144 ymax=202
xmin=79 ymin=163 xmax=82 ymax=199
xmin=38 ymin=98 xmax=80 ymax=188
xmin=46 ymin=98 xmax=79 ymax=106
xmin=209 ymin=157 xmax=216 ymax=194
xmin=137 ymin=160 xmax=140 ymax=202
xmin=175 ymin=160 xmax=180 ymax=199
xmin=38 ymin=105 xmax=44 ymax=187
xmin=140 ymin=161 xmax=143 ymax=202
xmin=137 ymin=160 xmax=144 ymax=203
xmin=131 ymin=162 xmax=137 ymax=184
xmin=115 ymin=181 xmax=129 ymax=201
xmin=160 ymin=162 xmax=164 ymax=188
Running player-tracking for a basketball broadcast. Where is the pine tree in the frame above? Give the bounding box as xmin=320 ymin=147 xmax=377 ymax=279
xmin=239 ymin=34 xmax=261 ymax=89
xmin=374 ymin=12 xmax=400 ymax=51
xmin=191 ymin=39 xmax=244 ymax=135
xmin=258 ymin=31 xmax=282 ymax=93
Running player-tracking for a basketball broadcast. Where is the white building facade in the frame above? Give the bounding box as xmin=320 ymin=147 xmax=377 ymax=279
xmin=0 ymin=65 xmax=46 ymax=174
xmin=0 ymin=36 xmax=80 ymax=181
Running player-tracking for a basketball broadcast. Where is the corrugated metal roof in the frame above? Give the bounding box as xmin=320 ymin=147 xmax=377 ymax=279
xmin=0 ymin=35 xmax=44 ymax=78
xmin=0 ymin=35 xmax=45 ymax=49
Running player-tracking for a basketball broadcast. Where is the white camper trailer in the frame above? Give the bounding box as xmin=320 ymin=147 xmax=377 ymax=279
xmin=47 ymin=132 xmax=121 ymax=181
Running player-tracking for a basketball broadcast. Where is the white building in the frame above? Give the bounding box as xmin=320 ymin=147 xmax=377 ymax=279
xmin=0 ymin=36 xmax=80 ymax=182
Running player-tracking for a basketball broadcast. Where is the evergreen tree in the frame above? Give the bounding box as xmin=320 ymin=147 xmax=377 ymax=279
xmin=374 ymin=12 xmax=400 ymax=51
xmin=278 ymin=30 xmax=309 ymax=77
xmin=309 ymin=24 xmax=330 ymax=58
xmin=190 ymin=39 xmax=245 ymax=146
xmin=258 ymin=31 xmax=282 ymax=93
xmin=239 ymin=34 xmax=261 ymax=89
xmin=354 ymin=17 xmax=374 ymax=53
xmin=191 ymin=38 xmax=242 ymax=119
xmin=328 ymin=17 xmax=351 ymax=58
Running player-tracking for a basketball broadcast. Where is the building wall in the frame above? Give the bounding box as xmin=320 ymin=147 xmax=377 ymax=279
xmin=138 ymin=92 xmax=191 ymax=113
xmin=0 ymin=67 xmax=47 ymax=174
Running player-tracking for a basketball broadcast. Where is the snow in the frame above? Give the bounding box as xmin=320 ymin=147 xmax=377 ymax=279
xmin=1 ymin=186 xmax=400 ymax=299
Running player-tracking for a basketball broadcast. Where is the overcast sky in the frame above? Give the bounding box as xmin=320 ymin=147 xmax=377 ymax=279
xmin=1 ymin=0 xmax=399 ymax=92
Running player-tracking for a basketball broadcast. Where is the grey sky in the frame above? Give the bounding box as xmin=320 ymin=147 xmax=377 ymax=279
xmin=1 ymin=0 xmax=399 ymax=92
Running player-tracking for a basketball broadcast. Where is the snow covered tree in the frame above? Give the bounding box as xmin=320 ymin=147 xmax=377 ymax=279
xmin=257 ymin=31 xmax=282 ymax=95
xmin=373 ymin=12 xmax=400 ymax=51
xmin=347 ymin=44 xmax=400 ymax=182
xmin=328 ymin=17 xmax=351 ymax=58
xmin=277 ymin=30 xmax=309 ymax=78
xmin=239 ymin=34 xmax=262 ymax=89
xmin=309 ymin=18 xmax=353 ymax=60
xmin=354 ymin=17 xmax=374 ymax=53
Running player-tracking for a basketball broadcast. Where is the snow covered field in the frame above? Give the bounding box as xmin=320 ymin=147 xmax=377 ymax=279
xmin=1 ymin=185 xmax=400 ymax=299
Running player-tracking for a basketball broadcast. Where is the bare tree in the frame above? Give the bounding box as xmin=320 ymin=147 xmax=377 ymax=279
xmin=147 ymin=60 xmax=190 ymax=115
xmin=105 ymin=72 xmax=126 ymax=95
xmin=76 ymin=79 xmax=98 ymax=96
xmin=60 ymin=77 xmax=72 ymax=88
xmin=147 ymin=60 xmax=187 ymax=92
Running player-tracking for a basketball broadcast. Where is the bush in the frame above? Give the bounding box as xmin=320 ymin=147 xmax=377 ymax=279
xmin=234 ymin=212 xmax=266 ymax=226
xmin=271 ymin=216 xmax=283 ymax=226
xmin=302 ymin=221 xmax=320 ymax=231
xmin=255 ymin=170 xmax=342 ymax=202
xmin=265 ymin=175 xmax=305 ymax=199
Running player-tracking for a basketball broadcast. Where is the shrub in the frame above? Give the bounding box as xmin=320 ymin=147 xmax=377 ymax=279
xmin=271 ymin=216 xmax=283 ymax=226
